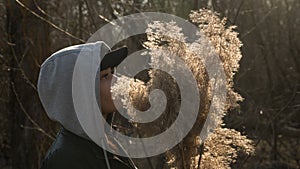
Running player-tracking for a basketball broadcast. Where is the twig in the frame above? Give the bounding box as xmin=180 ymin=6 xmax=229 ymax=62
xmin=18 ymin=38 xmax=32 ymax=66
xmin=32 ymin=0 xmax=54 ymax=20
xmin=8 ymin=41 xmax=37 ymax=91
xmin=15 ymin=0 xmax=85 ymax=43
xmin=241 ymin=6 xmax=277 ymax=39
xmin=83 ymin=0 xmax=97 ymax=30
xmin=20 ymin=125 xmax=55 ymax=140
xmin=233 ymin=0 xmax=245 ymax=24
xmin=33 ymin=0 xmax=91 ymax=38
xmin=11 ymin=82 xmax=55 ymax=140
xmin=179 ymin=142 xmax=187 ymax=169
xmin=110 ymin=112 xmax=155 ymax=169
xmin=98 ymin=14 xmax=116 ymax=26
xmin=273 ymin=84 xmax=298 ymax=121
xmin=197 ymin=143 xmax=204 ymax=169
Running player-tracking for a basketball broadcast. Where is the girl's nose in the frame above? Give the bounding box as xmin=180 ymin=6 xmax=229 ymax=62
xmin=111 ymin=74 xmax=118 ymax=85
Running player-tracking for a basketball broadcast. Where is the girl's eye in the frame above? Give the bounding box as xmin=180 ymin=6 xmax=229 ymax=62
xmin=100 ymin=67 xmax=115 ymax=80
xmin=101 ymin=73 xmax=109 ymax=79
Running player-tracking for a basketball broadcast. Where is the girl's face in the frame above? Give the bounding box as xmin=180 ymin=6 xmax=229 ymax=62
xmin=99 ymin=67 xmax=116 ymax=116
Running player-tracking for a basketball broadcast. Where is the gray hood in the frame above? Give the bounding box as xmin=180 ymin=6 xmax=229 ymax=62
xmin=37 ymin=41 xmax=110 ymax=139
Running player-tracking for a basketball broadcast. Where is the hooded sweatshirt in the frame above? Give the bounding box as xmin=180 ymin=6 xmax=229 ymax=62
xmin=38 ymin=41 xmax=137 ymax=169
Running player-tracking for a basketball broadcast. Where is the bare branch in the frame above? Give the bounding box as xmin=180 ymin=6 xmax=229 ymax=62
xmin=279 ymin=126 xmax=300 ymax=138
xmin=233 ymin=0 xmax=245 ymax=24
xmin=7 ymin=41 xmax=37 ymax=91
xmin=16 ymin=0 xmax=85 ymax=43
xmin=241 ymin=6 xmax=277 ymax=39
xmin=11 ymin=82 xmax=55 ymax=140
xmin=98 ymin=14 xmax=116 ymax=26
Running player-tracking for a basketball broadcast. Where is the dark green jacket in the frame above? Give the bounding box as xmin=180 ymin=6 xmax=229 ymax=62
xmin=40 ymin=128 xmax=137 ymax=169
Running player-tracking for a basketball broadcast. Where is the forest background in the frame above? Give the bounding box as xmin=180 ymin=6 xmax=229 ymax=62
xmin=0 ymin=0 xmax=299 ymax=168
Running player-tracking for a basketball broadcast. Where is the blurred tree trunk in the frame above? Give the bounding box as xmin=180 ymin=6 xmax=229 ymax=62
xmin=6 ymin=0 xmax=51 ymax=168
xmin=0 ymin=0 xmax=11 ymax=167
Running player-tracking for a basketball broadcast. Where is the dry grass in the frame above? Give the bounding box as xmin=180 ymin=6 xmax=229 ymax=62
xmin=111 ymin=9 xmax=254 ymax=169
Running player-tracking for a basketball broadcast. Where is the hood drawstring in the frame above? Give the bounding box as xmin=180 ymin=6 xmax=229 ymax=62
xmin=101 ymin=139 xmax=111 ymax=169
